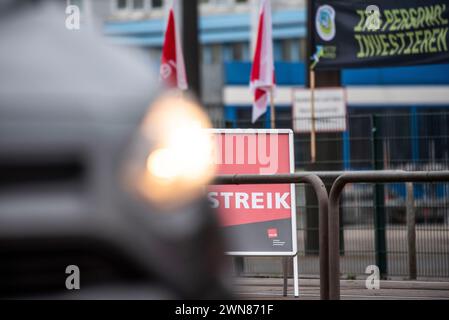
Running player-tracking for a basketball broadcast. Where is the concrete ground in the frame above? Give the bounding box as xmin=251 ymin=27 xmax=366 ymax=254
xmin=233 ymin=277 xmax=449 ymax=300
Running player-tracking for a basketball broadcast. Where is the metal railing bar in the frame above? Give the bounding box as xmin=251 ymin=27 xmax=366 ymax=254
xmin=213 ymin=173 xmax=330 ymax=300
xmin=328 ymin=170 xmax=449 ymax=300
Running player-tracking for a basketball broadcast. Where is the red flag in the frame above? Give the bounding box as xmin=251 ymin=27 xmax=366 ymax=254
xmin=250 ymin=0 xmax=275 ymax=123
xmin=160 ymin=2 xmax=187 ymax=90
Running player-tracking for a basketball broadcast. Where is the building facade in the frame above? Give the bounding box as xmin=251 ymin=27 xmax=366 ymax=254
xmin=76 ymin=0 xmax=449 ymax=171
xmin=80 ymin=0 xmax=306 ymax=120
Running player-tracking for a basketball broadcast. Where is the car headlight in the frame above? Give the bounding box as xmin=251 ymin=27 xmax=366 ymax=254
xmin=124 ymin=93 xmax=216 ymax=209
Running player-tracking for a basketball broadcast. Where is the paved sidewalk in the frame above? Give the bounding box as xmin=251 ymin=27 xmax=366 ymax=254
xmin=233 ymin=278 xmax=449 ymax=300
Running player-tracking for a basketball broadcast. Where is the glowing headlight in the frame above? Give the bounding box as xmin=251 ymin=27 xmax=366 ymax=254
xmin=129 ymin=93 xmax=215 ymax=207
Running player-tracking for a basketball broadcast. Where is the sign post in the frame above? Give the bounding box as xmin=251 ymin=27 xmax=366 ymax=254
xmin=208 ymin=129 xmax=298 ymax=297
xmin=309 ymin=70 xmax=317 ymax=163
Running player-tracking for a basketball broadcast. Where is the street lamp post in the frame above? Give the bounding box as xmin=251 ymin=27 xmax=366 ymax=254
xmin=181 ymin=0 xmax=201 ymax=99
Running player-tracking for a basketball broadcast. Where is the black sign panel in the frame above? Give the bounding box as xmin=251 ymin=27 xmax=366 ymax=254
xmin=312 ymin=0 xmax=449 ymax=69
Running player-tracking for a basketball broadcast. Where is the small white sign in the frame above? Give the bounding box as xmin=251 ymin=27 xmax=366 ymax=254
xmin=292 ymin=87 xmax=347 ymax=133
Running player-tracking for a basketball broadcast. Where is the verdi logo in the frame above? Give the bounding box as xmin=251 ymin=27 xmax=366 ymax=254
xmin=316 ymin=5 xmax=336 ymax=41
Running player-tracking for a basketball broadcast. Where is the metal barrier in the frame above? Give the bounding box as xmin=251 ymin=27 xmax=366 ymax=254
xmin=215 ymin=170 xmax=449 ymax=300
xmin=214 ymin=173 xmax=336 ymax=300
xmin=328 ymin=171 xmax=449 ymax=300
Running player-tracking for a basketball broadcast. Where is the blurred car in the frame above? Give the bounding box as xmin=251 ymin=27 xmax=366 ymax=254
xmin=0 ymin=0 xmax=229 ymax=299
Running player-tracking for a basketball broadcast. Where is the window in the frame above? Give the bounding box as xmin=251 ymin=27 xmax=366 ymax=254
xmin=117 ymin=0 xmax=127 ymax=10
xmin=281 ymin=40 xmax=290 ymax=61
xmin=274 ymin=40 xmax=282 ymax=61
xmin=281 ymin=40 xmax=302 ymax=62
xmin=202 ymin=45 xmax=223 ymax=64
xmin=274 ymin=39 xmax=306 ymax=62
xmin=233 ymin=43 xmax=244 ymax=61
xmin=115 ymin=0 xmax=165 ymax=11
xmin=222 ymin=43 xmax=250 ymax=62
xmin=151 ymin=0 xmax=163 ymax=8
xmin=232 ymin=43 xmax=249 ymax=61
xmin=133 ymin=0 xmax=145 ymax=9
xmin=203 ymin=0 xmax=230 ymax=5
xmin=299 ymin=38 xmax=307 ymax=61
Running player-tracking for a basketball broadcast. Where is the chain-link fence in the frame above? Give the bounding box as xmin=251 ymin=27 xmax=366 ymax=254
xmin=216 ymin=111 xmax=449 ymax=280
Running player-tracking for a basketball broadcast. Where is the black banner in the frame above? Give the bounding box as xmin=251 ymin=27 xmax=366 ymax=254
xmin=312 ymin=0 xmax=449 ymax=69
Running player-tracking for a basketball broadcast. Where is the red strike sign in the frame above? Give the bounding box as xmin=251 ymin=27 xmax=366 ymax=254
xmin=208 ymin=129 xmax=295 ymax=236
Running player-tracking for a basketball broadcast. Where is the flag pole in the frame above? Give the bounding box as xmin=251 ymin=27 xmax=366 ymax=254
xmin=310 ymin=68 xmax=316 ymax=163
xmin=270 ymin=87 xmax=276 ymax=129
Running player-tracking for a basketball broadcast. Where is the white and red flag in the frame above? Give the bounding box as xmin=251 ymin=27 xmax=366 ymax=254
xmin=250 ymin=0 xmax=275 ymax=123
xmin=160 ymin=1 xmax=188 ymax=90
